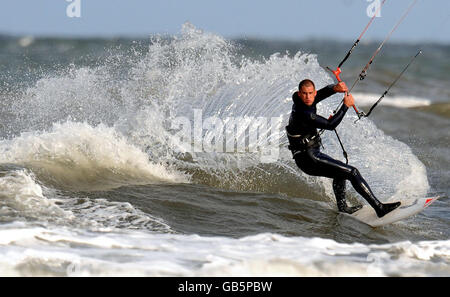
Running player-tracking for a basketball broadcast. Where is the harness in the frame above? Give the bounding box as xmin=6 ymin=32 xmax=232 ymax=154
xmin=285 ymin=126 xmax=321 ymax=158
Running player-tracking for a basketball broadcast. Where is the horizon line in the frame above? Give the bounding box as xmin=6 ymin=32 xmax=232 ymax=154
xmin=1 ymin=31 xmax=449 ymax=46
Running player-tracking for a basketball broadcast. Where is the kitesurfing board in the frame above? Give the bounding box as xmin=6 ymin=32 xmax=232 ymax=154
xmin=347 ymin=196 xmax=439 ymax=227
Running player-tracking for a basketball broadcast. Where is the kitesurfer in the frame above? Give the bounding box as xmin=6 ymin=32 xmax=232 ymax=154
xmin=286 ymin=79 xmax=401 ymax=217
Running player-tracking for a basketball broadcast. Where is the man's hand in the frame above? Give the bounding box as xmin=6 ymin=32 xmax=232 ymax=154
xmin=333 ymin=82 xmax=348 ymax=93
xmin=343 ymin=92 xmax=355 ymax=108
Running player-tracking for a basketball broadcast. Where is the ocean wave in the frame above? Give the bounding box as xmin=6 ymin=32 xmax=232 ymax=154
xmin=0 ymin=164 xmax=175 ymax=232
xmin=0 ymin=166 xmax=72 ymax=222
xmin=63 ymin=197 xmax=175 ymax=233
xmin=0 ymin=121 xmax=189 ymax=191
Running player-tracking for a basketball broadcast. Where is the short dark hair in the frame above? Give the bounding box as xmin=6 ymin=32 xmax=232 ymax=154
xmin=298 ymin=79 xmax=315 ymax=90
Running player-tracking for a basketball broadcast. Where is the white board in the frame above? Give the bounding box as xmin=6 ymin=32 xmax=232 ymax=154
xmin=347 ymin=196 xmax=439 ymax=227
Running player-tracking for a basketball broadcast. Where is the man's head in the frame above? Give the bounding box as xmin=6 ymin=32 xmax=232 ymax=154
xmin=298 ymin=79 xmax=317 ymax=106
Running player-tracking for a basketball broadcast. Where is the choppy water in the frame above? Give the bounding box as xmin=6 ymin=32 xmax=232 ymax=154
xmin=0 ymin=24 xmax=448 ymax=276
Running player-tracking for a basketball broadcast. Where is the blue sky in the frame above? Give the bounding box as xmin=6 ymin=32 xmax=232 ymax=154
xmin=1 ymin=0 xmax=449 ymax=43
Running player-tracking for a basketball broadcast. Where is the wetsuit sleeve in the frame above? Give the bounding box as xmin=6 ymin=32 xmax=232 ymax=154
xmin=315 ymin=84 xmax=336 ymax=104
xmin=305 ymin=104 xmax=348 ymax=130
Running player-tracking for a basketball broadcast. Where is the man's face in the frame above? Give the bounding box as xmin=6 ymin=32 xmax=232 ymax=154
xmin=298 ymin=85 xmax=317 ymax=106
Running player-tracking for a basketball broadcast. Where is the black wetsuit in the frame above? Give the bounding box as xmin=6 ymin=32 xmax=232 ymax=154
xmin=286 ymin=85 xmax=400 ymax=217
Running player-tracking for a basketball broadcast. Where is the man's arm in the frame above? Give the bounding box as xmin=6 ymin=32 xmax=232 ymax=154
xmin=315 ymin=82 xmax=348 ymax=104
xmin=314 ymin=84 xmax=336 ymax=104
xmin=306 ymin=92 xmax=354 ymax=130
xmin=305 ymin=104 xmax=348 ymax=130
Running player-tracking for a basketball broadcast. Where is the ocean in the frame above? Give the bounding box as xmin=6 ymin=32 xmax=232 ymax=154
xmin=0 ymin=23 xmax=448 ymax=276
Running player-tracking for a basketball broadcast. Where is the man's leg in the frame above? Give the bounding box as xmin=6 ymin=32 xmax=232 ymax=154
xmin=342 ymin=167 xmax=401 ymax=218
xmin=332 ymin=178 xmax=362 ymax=214
xmin=297 ymin=149 xmax=400 ymax=218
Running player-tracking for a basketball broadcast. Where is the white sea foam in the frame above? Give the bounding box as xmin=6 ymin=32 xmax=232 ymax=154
xmin=64 ymin=197 xmax=174 ymax=233
xmin=0 ymin=166 xmax=174 ymax=234
xmin=353 ymin=92 xmax=431 ymax=109
xmin=0 ymin=225 xmax=448 ymax=276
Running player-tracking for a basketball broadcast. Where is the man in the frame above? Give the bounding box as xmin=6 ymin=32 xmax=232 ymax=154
xmin=286 ymin=79 xmax=401 ymax=218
